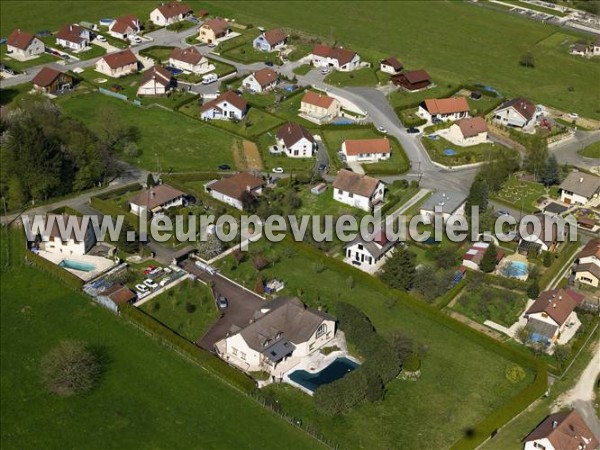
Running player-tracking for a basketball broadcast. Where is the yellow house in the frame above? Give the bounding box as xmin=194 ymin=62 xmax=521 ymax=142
xmin=198 ymin=18 xmax=230 ymax=44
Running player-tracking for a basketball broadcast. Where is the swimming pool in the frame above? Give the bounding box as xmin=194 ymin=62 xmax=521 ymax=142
xmin=59 ymin=259 xmax=96 ymax=272
xmin=443 ymin=148 xmax=457 ymax=156
xmin=288 ymin=357 xmax=359 ymax=392
xmin=502 ymin=261 xmax=528 ymax=278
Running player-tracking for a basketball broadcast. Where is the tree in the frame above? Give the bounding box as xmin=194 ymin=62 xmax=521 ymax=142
xmin=523 ymin=136 xmax=548 ymax=180
xmin=240 ymin=191 xmax=258 ymax=212
xmin=519 ymin=52 xmax=535 ymax=68
xmin=117 ymin=222 xmax=140 ymax=254
xmin=146 ymin=173 xmax=157 ymax=188
xmin=543 ymin=251 xmax=553 ymax=268
xmin=252 ymin=253 xmax=269 ymax=270
xmin=41 ymin=340 xmax=102 ymax=397
xmin=412 ymin=266 xmax=455 ymax=302
xmin=466 ymin=177 xmax=489 ymax=215
xmin=435 ymin=247 xmax=458 ymax=269
xmin=527 ymin=280 xmax=540 ymax=299
xmin=480 ymin=242 xmax=499 ymax=273
xmin=380 ymin=247 xmax=416 ymax=291
xmin=540 ymin=155 xmax=560 ymax=187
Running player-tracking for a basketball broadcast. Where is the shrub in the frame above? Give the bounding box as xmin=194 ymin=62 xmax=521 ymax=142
xmin=314 ymin=369 xmax=368 ymax=415
xmin=252 ymin=253 xmax=269 ymax=270
xmin=363 ymin=366 xmax=385 ymax=402
xmin=402 ymin=354 xmax=421 ymax=372
xmin=185 ymin=302 xmax=196 ymax=313
xmin=505 ymin=365 xmax=527 ymax=383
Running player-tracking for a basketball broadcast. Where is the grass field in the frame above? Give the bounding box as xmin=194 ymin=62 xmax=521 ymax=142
xmin=325 ymin=67 xmax=380 ymax=87
xmin=57 ymin=93 xmax=237 ymax=172
xmin=452 ymin=284 xmax=528 ymax=327
xmin=491 ymin=176 xmax=547 ymax=213
xmin=579 ymin=141 xmax=600 ymax=159
xmin=0 ymin=229 xmax=322 ymax=450
xmin=213 ymin=239 xmax=535 ymax=449
xmin=421 ymin=134 xmax=506 ymax=166
xmin=0 ymin=47 xmax=60 ymax=72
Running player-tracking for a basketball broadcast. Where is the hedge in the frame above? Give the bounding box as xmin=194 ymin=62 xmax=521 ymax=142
xmin=49 ymin=205 xmax=82 ymax=216
xmin=435 ymin=277 xmax=467 ymax=309
xmin=121 ymin=306 xmax=256 ymax=393
xmin=164 ymin=172 xmax=221 ymax=183
xmin=539 ymin=239 xmax=580 ymax=289
xmin=25 ymin=251 xmax=84 ymax=290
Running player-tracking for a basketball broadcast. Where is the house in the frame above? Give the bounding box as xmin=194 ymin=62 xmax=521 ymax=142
xmin=341 ymin=138 xmax=391 ymax=163
xmin=97 ymin=284 xmax=137 ymax=313
xmin=169 ymin=46 xmax=209 ymax=74
xmin=392 ymin=69 xmax=431 ymax=91
xmin=275 ymin=123 xmax=317 ymax=158
xmin=253 ymin=28 xmax=288 ymax=52
xmin=493 ymin=97 xmax=537 ymax=129
xmin=524 ymin=288 xmax=585 ymax=343
xmin=197 ymin=9 xmax=209 ymax=18
xmin=299 ymin=91 xmax=341 ymax=124
xmin=419 ymin=191 xmax=467 ymax=224
xmin=344 ymin=230 xmax=397 ymax=269
xmin=200 ymin=91 xmax=248 ymax=120
xmin=150 ymin=2 xmax=193 ymax=26
xmin=95 ymin=49 xmax=138 ymax=78
xmin=198 ymin=18 xmax=230 ymax=44
xmin=379 ymin=57 xmax=403 ymax=74
xmin=128 ymin=184 xmax=186 ymax=216
xmin=242 ymin=67 xmax=278 ymax=93
xmin=36 ymin=214 xmax=96 ymax=256
xmin=56 ymin=24 xmax=91 ymax=51
xmin=569 ymin=42 xmax=589 ymax=56
xmin=418 ymin=97 xmax=470 ymax=122
xmin=518 ymin=213 xmax=563 ymax=255
xmin=137 ymin=65 xmax=174 ymax=96
xmin=462 ymin=242 xmax=504 ymax=271
xmin=216 ymin=297 xmax=336 ymax=377
xmin=559 ymin=172 xmax=600 ymax=205
xmin=32 ymin=67 xmax=74 ymax=94
xmin=524 ymin=410 xmax=599 ymax=450
xmin=310 ymin=44 xmax=361 ymax=71
xmin=572 ymin=239 xmax=600 ymax=288
xmin=6 ymin=29 xmax=44 ymax=59
xmin=205 ymin=172 xmax=264 ymax=210
xmin=446 ymin=117 xmax=489 ymax=146
xmin=593 ymin=36 xmax=600 ymax=56
xmin=108 ymin=15 xmax=141 ymax=40
xmin=332 ymin=170 xmax=385 ymax=212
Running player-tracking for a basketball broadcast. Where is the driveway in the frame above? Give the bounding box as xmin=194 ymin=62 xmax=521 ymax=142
xmin=313 ymin=135 xmax=330 ymax=173
xmin=179 ymin=259 xmax=265 ymax=351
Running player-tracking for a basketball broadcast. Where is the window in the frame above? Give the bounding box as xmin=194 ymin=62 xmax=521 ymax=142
xmin=348 ymin=193 xmax=353 ymax=198
xmin=309 ymin=342 xmax=315 ymax=351
xmin=316 ymin=323 xmax=327 ymax=338
xmin=240 ymin=352 xmax=247 ymax=361
xmin=232 ymin=347 xmax=238 ymax=356
xmin=358 ymin=244 xmax=363 ymax=250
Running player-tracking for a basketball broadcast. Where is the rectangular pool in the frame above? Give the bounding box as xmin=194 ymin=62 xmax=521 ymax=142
xmin=288 ymin=357 xmax=359 ymax=392
xmin=59 ymin=259 xmax=96 ymax=272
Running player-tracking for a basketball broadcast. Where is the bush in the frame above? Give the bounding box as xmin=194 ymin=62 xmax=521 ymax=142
xmin=314 ymin=369 xmax=368 ymax=415
xmin=402 ymin=354 xmax=421 ymax=372
xmin=505 ymin=365 xmax=526 ymax=383
xmin=185 ymin=302 xmax=196 ymax=313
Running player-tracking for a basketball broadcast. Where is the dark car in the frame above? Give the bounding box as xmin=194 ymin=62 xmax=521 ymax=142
xmin=218 ymin=164 xmax=231 ymax=170
xmin=264 ymin=61 xmax=274 ymax=67
xmin=217 ymin=296 xmax=228 ymax=310
xmin=407 ymin=127 xmax=420 ymax=134
xmin=318 ymin=164 xmax=327 ymax=172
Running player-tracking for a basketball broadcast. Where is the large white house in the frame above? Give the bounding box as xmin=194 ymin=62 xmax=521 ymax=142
xmin=56 ymin=24 xmax=91 ymax=51
xmin=341 ymin=138 xmax=391 ymax=163
xmin=275 ymin=123 xmax=316 ymax=158
xmin=559 ymin=172 xmax=600 ymax=205
xmin=310 ymin=44 xmax=361 ymax=71
xmin=445 ymin=117 xmax=488 ymax=146
xmin=128 ymin=184 xmax=186 ymax=216
xmin=299 ymin=91 xmax=341 ymax=124
xmin=150 ymin=2 xmax=192 ymax=26
xmin=169 ymin=47 xmax=210 ymax=74
xmin=95 ymin=49 xmax=139 ymax=78
xmin=242 ymin=67 xmax=278 ymax=93
xmin=332 ymin=170 xmax=384 ymax=212
xmin=137 ymin=65 xmax=174 ymax=96
xmin=493 ymin=97 xmax=537 ymax=129
xmin=200 ymin=91 xmax=248 ymax=121
xmin=36 ymin=214 xmax=96 ymax=256
xmin=524 ymin=410 xmax=598 ymax=450
xmin=418 ymin=97 xmax=470 ymax=123
xmin=6 ymin=29 xmax=44 ymax=59
xmin=216 ymin=297 xmax=336 ymax=377
xmin=572 ymin=239 xmax=600 ymax=288
xmin=253 ymin=28 xmax=288 ymax=52
xmin=205 ymin=172 xmax=264 ymax=210
xmin=108 ymin=15 xmax=141 ymax=40
xmin=419 ymin=191 xmax=467 ymax=224
xmin=344 ymin=231 xmax=397 ymax=270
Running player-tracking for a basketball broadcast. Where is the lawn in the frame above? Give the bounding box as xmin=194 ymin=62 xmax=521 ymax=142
xmin=213 ymin=239 xmax=535 ymax=449
xmin=452 ymin=283 xmax=528 ymax=327
xmin=389 ymin=82 xmax=462 ymax=111
xmin=324 ymin=67 xmax=380 ymax=87
xmin=421 ymin=134 xmax=508 ymax=166
xmin=139 ymin=278 xmax=219 ymax=342
xmin=57 ymin=93 xmax=238 ymax=172
xmin=222 ymin=41 xmax=281 ymax=65
xmin=295 ymin=184 xmax=366 ymax=217
xmin=579 ymin=141 xmax=600 ymax=159
xmin=491 ymin=176 xmax=547 ymax=214
xmin=293 ymin=64 xmax=313 ymax=76
xmin=0 ymin=229 xmax=322 ymax=450
xmin=0 ymin=47 xmax=60 ymax=72
xmin=256 ymin=132 xmax=316 ymax=173
xmin=139 ymin=45 xmax=173 ymax=63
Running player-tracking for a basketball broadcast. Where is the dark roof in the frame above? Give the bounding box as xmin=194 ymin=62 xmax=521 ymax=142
xmin=42 ymin=214 xmax=87 ymax=240
xmin=169 ymin=46 xmax=204 ymax=65
xmin=520 ymin=213 xmax=562 ymax=247
xmin=543 ymin=202 xmax=569 ymax=215
xmin=312 ymin=44 xmax=357 ymax=66
xmin=139 ymin=65 xmax=173 ymax=87
xmin=381 ymin=57 xmax=403 ymax=71
xmin=99 ymin=284 xmax=136 ymax=305
xmin=400 ymin=69 xmax=430 ymax=84
xmin=208 ymin=172 xmax=264 ymax=200
xmin=525 ymin=317 xmax=558 ymax=340
xmin=156 ymin=2 xmax=192 ymax=19
xmin=497 ymin=97 xmax=536 ymax=121
xmin=525 ymin=410 xmax=599 ymax=450
xmin=200 ymin=91 xmax=247 ymax=113
xmin=32 ymin=67 xmax=64 ymax=87
xmin=573 ymin=262 xmax=600 ymax=280
xmin=128 ymin=184 xmax=185 ymax=210
xmin=559 ymin=172 xmax=600 ymax=198
xmin=262 ymin=338 xmax=295 ymax=363
xmin=101 ymin=49 xmax=138 ymax=69
xmin=276 ymin=122 xmax=315 ymax=148
xmin=457 ymin=117 xmax=488 ymax=137
xmin=56 ymin=24 xmax=87 ymax=44
xmin=577 ymin=239 xmax=600 ymax=260
xmin=262 ymin=28 xmax=288 ymax=46
xmin=526 ymin=288 xmax=585 ymax=326
xmin=332 ymin=170 xmax=381 ymax=197
xmin=251 ymin=67 xmax=278 ymax=87
xmin=7 ymin=29 xmax=35 ymax=50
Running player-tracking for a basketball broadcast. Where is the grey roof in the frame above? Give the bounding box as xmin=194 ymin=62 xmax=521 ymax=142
xmin=345 ymin=233 xmax=396 ymax=259
xmin=262 ymin=338 xmax=295 ymax=363
xmin=420 ymin=191 xmax=467 ymax=215
xmin=543 ymin=202 xmax=569 ymax=215
xmin=559 ymin=172 xmax=600 ymax=198
xmin=526 ymin=317 xmax=557 ymax=339
xmin=573 ymin=263 xmax=600 ymax=280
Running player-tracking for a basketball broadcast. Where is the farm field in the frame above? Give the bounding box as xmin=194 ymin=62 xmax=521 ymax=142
xmin=213 ymin=239 xmax=536 ymax=449
xmin=0 ymin=229 xmax=322 ymax=450
xmin=56 ymin=93 xmax=238 ymax=173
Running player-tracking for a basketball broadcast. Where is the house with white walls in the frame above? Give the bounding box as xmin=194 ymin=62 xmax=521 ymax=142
xmin=275 ymin=123 xmax=316 ymax=158
xmin=128 ymin=184 xmax=186 ymax=216
xmin=559 ymin=172 xmax=600 ymax=205
xmin=36 ymin=214 xmax=96 ymax=256
xmin=341 ymin=138 xmax=391 ymax=163
xmin=332 ymin=170 xmax=384 ymax=212
xmin=419 ymin=191 xmax=467 ymax=224
xmin=205 ymin=172 xmax=264 ymax=210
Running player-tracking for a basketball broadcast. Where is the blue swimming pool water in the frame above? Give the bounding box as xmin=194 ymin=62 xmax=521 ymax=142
xmin=288 ymin=357 xmax=359 ymax=392
xmin=443 ymin=148 xmax=457 ymax=156
xmin=502 ymin=261 xmax=528 ymax=278
xmin=59 ymin=259 xmax=96 ymax=272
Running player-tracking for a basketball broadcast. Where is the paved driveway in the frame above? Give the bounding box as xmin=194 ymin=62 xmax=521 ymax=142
xmin=180 ymin=259 xmax=265 ymax=351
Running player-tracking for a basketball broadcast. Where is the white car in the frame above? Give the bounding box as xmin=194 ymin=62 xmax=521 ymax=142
xmin=320 ymin=68 xmax=330 ymax=75
xmin=130 ymin=35 xmax=142 ymax=44
xmin=159 ymin=277 xmax=170 ymax=287
xmin=202 ymin=73 xmax=218 ymax=84
xmin=208 ymin=43 xmax=217 ymax=48
xmin=567 ymin=112 xmax=579 ymax=119
xmin=144 ymin=279 xmax=159 ymax=289
xmin=96 ymin=35 xmax=106 ymax=42
xmin=272 ymin=167 xmax=284 ymax=174
xmin=377 ymin=126 xmax=387 ymax=134
xmin=135 ymin=283 xmax=148 ymax=292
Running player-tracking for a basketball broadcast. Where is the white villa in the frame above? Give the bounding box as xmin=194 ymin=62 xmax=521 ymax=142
xmin=559 ymin=172 xmax=600 ymax=206
xmin=6 ymin=29 xmax=44 ymax=60
xmin=200 ymin=91 xmax=248 ymax=121
xmin=95 ymin=49 xmax=139 ymax=78
xmin=150 ymin=2 xmax=192 ymax=26
xmin=56 ymin=24 xmax=91 ymax=51
xmin=242 ymin=68 xmax=278 ymax=93
xmin=445 ymin=117 xmax=489 ymax=146
xmin=332 ymin=170 xmax=384 ymax=212
xmin=418 ymin=97 xmax=470 ymax=123
xmin=205 ymin=172 xmax=264 ymax=210
xmin=341 ymin=138 xmax=391 ymax=163
xmin=524 ymin=410 xmax=598 ymax=450
xmin=275 ymin=123 xmax=316 ymax=158
xmin=310 ymin=44 xmax=361 ymax=71
xmin=493 ymin=97 xmax=537 ymax=129
xmin=299 ymin=91 xmax=341 ymax=124
xmin=128 ymin=184 xmax=186 ymax=216
xmin=169 ymin=47 xmax=210 ymax=74
xmin=572 ymin=239 xmax=600 ymax=288
xmin=108 ymin=15 xmax=141 ymax=40
xmin=344 ymin=231 xmax=397 ymax=270
xmin=137 ymin=65 xmax=174 ymax=96
xmin=35 ymin=213 xmax=96 ymax=256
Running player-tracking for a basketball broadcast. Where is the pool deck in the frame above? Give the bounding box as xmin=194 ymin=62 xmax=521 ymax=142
xmin=37 ymin=250 xmax=116 ymax=282
xmin=495 ymin=253 xmax=529 ymax=281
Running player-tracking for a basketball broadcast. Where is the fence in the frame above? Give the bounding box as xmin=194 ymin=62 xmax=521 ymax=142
xmin=98 ymin=87 xmax=128 ymax=102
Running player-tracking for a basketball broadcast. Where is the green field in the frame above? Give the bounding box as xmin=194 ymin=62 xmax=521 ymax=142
xmin=0 ymin=48 xmax=60 ymax=72
xmin=421 ymin=134 xmax=507 ymax=166
xmin=0 ymin=229 xmax=321 ymax=449
xmin=579 ymin=141 xmax=600 ymax=159
xmin=57 ymin=93 xmax=237 ymax=172
xmin=325 ymin=67 xmax=380 ymax=87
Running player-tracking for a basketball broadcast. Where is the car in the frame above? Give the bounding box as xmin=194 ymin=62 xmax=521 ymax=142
xmin=130 ymin=35 xmax=142 ymax=44
xmin=318 ymin=163 xmax=327 ymax=172
xmin=143 ymin=265 xmax=157 ymax=275
xmin=567 ymin=112 xmax=579 ymax=119
xmin=265 ymin=61 xmax=274 ymax=67
xmin=159 ymin=277 xmax=170 ymax=287
xmin=407 ymin=127 xmax=420 ymax=134
xmin=377 ymin=126 xmax=387 ymax=134
xmin=202 ymin=73 xmax=218 ymax=84
xmin=143 ymin=279 xmax=158 ymax=289
xmin=272 ymin=167 xmax=284 ymax=174
xmin=217 ymin=296 xmax=229 ymax=310
xmin=208 ymin=43 xmax=217 ymax=48
xmin=218 ymin=164 xmax=231 ymax=170
xmin=135 ymin=283 xmax=149 ymax=292
xmin=320 ymin=68 xmax=330 ymax=75
xmin=493 ymin=210 xmax=511 ymax=218
xmin=431 ymin=117 xmax=442 ymax=124
xmin=96 ymin=35 xmax=106 ymax=42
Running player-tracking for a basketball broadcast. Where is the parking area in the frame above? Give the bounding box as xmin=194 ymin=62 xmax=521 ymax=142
xmin=179 ymin=259 xmax=265 ymax=351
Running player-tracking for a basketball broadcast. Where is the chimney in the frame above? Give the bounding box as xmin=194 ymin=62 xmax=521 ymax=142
xmin=552 ymin=420 xmax=558 ymax=429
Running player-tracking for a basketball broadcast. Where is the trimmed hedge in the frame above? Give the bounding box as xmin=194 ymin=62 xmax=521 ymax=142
xmin=121 ymin=306 xmax=256 ymax=393
xmin=435 ymin=278 xmax=467 ymax=309
xmin=25 ymin=251 xmax=84 ymax=290
xmin=164 ymin=172 xmax=221 ymax=183
xmin=539 ymin=240 xmax=580 ymax=289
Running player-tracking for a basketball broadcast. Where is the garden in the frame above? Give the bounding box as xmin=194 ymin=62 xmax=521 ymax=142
xmin=421 ymin=134 xmax=506 ymax=166
xmin=490 ymin=176 xmax=547 ymax=214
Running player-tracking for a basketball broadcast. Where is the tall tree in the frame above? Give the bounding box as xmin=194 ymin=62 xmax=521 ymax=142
xmin=540 ymin=155 xmax=560 ymax=187
xmin=523 ymin=136 xmax=548 ymax=181
xmin=380 ymin=247 xmax=416 ymax=291
xmin=479 ymin=242 xmax=498 ymax=273
xmin=466 ymin=177 xmax=489 ymax=216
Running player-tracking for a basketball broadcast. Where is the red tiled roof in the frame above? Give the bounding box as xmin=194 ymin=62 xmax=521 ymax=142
xmin=525 ymin=410 xmax=599 ymax=450
xmin=200 ymin=91 xmax=248 ymax=113
xmin=110 ymin=15 xmax=139 ymax=34
xmin=100 ymin=284 xmax=136 ymax=305
xmin=343 ymin=138 xmax=391 ymax=156
xmin=128 ymin=184 xmax=185 ymax=210
xmin=170 ymin=46 xmax=204 ymax=65
xmin=101 ymin=49 xmax=138 ymax=69
xmin=252 ymin=67 xmax=278 ymax=87
xmin=401 ymin=69 xmax=430 ymax=84
xmin=202 ymin=18 xmax=229 ymax=35
xmin=140 ymin=65 xmax=173 ymax=87
xmin=577 ymin=239 xmax=600 ymax=260
xmin=157 ymin=2 xmax=192 ymax=19
xmin=32 ymin=67 xmax=63 ymax=87
xmin=208 ymin=172 xmax=264 ymax=200
xmin=457 ymin=117 xmax=488 ymax=138
xmin=262 ymin=28 xmax=288 ymax=46
xmin=497 ymin=97 xmax=536 ymax=121
xmin=381 ymin=57 xmax=403 ymax=71
xmin=7 ymin=29 xmax=35 ymax=50
xmin=312 ymin=44 xmax=357 ymax=66
xmin=56 ymin=23 xmax=86 ymax=44
xmin=301 ymin=91 xmax=336 ymax=109
xmin=526 ymin=288 xmax=585 ymax=326
xmin=423 ymin=97 xmax=470 ymax=115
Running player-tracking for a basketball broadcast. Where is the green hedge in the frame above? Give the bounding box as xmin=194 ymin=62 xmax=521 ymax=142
xmin=539 ymin=240 xmax=580 ymax=289
xmin=49 ymin=205 xmax=82 ymax=216
xmin=435 ymin=278 xmax=467 ymax=309
xmin=121 ymin=306 xmax=256 ymax=393
xmin=164 ymin=172 xmax=221 ymax=183
xmin=25 ymin=251 xmax=84 ymax=290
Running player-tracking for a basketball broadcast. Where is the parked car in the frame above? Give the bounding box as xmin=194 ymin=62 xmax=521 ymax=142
xmin=432 ymin=117 xmax=441 ymax=124
xmin=208 ymin=43 xmax=217 ymax=48
xmin=217 ymin=296 xmax=229 ymax=310
xmin=143 ymin=265 xmax=157 ymax=275
xmin=218 ymin=164 xmax=231 ymax=170
xmin=159 ymin=277 xmax=170 ymax=287
xmin=318 ymin=163 xmax=327 ymax=172
xmin=320 ymin=68 xmax=330 ymax=75
xmin=264 ymin=61 xmax=274 ymax=67
xmin=129 ymin=35 xmax=142 ymax=44
xmin=202 ymin=73 xmax=218 ymax=84
xmin=567 ymin=112 xmax=579 ymax=119
xmin=135 ymin=283 xmax=149 ymax=292
xmin=272 ymin=167 xmax=284 ymax=174
xmin=377 ymin=126 xmax=387 ymax=133
xmin=96 ymin=35 xmax=106 ymax=42
xmin=144 ymin=279 xmax=159 ymax=289
xmin=407 ymin=127 xmax=420 ymax=134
